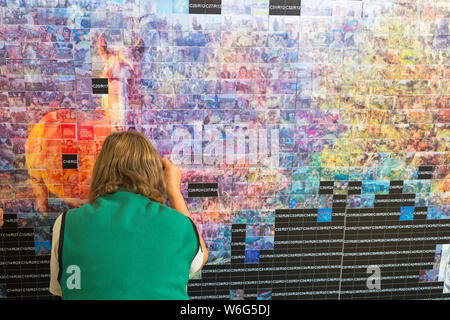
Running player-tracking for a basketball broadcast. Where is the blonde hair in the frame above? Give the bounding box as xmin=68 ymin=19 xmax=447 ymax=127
xmin=89 ymin=131 xmax=166 ymax=205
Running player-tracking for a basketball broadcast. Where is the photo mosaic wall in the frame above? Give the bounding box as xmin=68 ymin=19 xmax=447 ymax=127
xmin=0 ymin=0 xmax=449 ymax=299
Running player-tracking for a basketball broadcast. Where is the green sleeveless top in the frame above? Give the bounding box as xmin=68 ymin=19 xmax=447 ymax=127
xmin=58 ymin=187 xmax=199 ymax=300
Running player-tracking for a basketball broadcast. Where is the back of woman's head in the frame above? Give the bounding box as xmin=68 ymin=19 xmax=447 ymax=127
xmin=89 ymin=131 xmax=166 ymax=204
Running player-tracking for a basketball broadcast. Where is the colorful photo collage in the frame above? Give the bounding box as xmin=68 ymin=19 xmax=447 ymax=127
xmin=0 ymin=0 xmax=448 ymax=269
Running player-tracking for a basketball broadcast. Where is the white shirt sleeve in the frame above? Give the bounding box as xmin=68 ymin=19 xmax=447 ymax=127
xmin=188 ymin=220 xmax=205 ymax=276
xmin=189 ymin=245 xmax=204 ymax=276
xmin=49 ymin=215 xmax=63 ymax=296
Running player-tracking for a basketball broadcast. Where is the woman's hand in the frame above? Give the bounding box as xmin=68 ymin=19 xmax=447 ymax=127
xmin=161 ymin=158 xmax=181 ymax=197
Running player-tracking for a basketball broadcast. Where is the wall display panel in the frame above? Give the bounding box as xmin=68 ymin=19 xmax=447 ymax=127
xmin=0 ymin=0 xmax=449 ymax=300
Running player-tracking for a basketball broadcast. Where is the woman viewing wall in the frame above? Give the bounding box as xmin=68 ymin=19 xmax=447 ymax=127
xmin=49 ymin=131 xmax=208 ymax=300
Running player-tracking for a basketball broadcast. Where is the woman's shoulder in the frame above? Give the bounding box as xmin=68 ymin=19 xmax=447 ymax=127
xmin=66 ymin=202 xmax=93 ymax=215
xmin=147 ymin=201 xmax=192 ymax=225
xmin=59 ymin=202 xmax=97 ymax=224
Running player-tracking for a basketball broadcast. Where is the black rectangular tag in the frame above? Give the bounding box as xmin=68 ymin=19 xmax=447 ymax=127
xmin=62 ymin=154 xmax=78 ymax=169
xmin=92 ymin=78 xmax=108 ymax=94
xmin=189 ymin=0 xmax=222 ymax=14
xmin=269 ymin=0 xmax=301 ymax=16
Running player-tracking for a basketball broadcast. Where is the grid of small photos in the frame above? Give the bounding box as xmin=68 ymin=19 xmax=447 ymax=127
xmin=0 ymin=0 xmax=449 ymax=300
